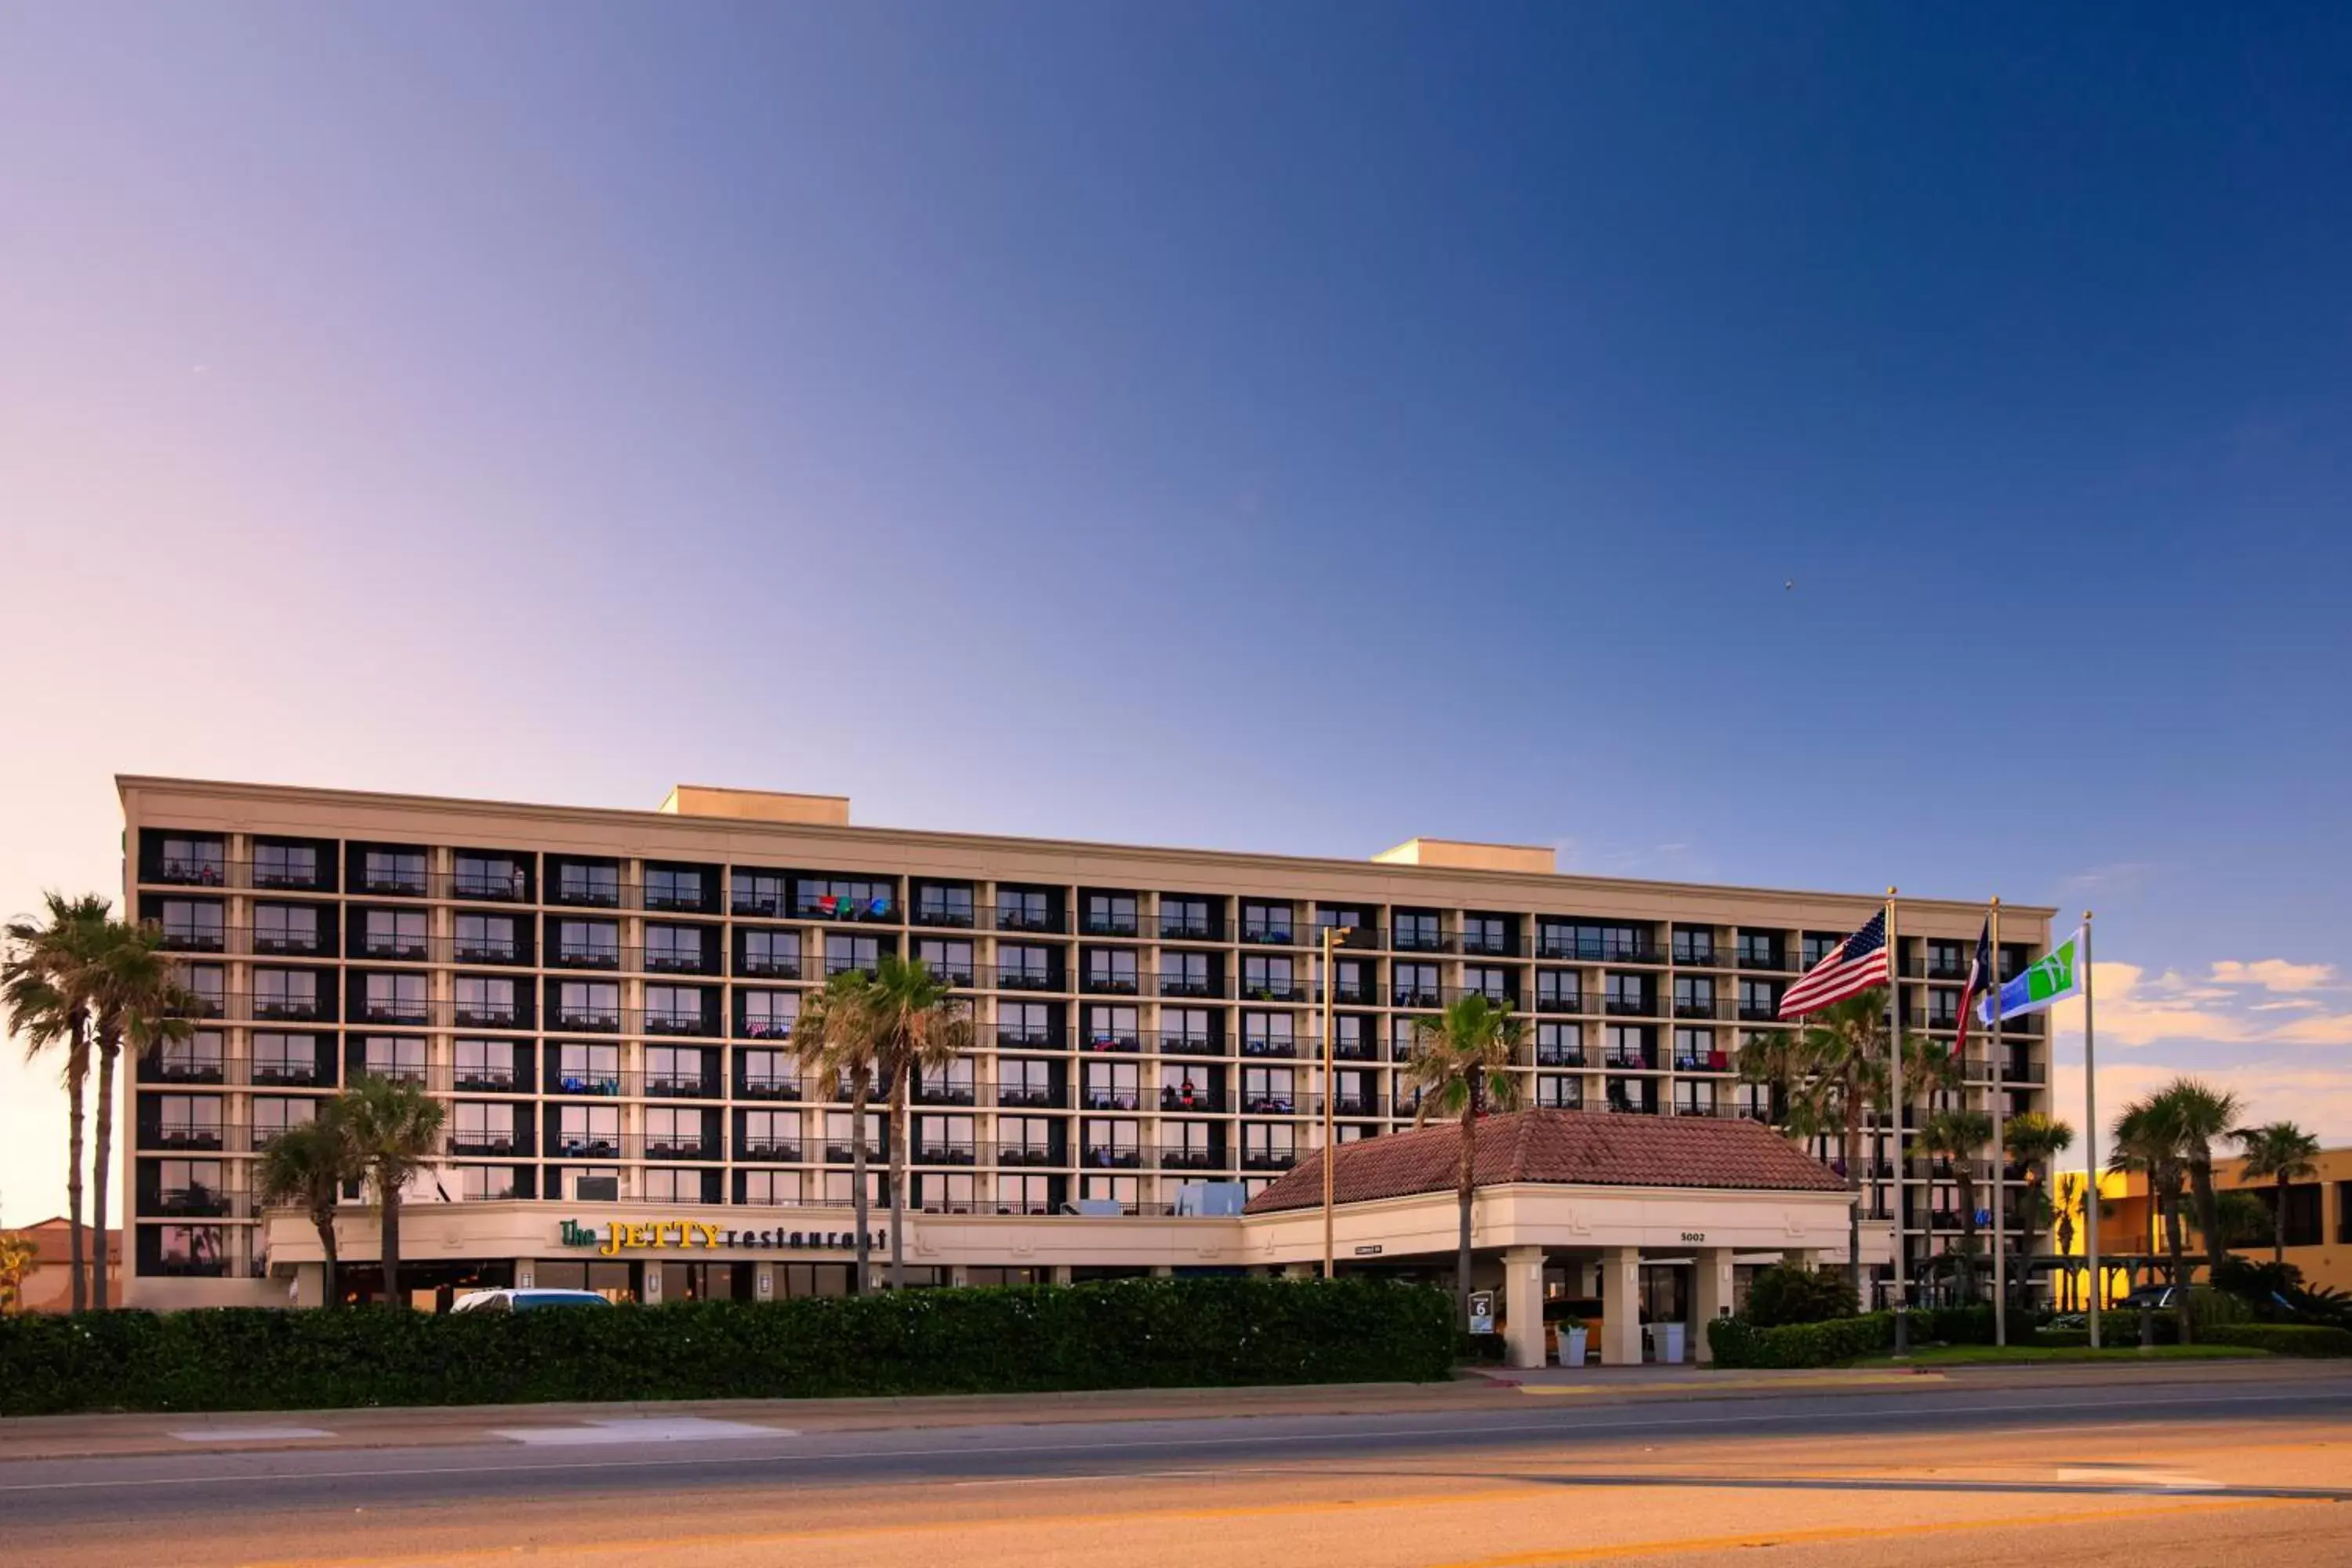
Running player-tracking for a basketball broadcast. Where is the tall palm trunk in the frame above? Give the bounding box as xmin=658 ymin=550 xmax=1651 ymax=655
xmin=2274 ymin=1173 xmax=2290 ymax=1265
xmin=314 ymin=1207 xmax=341 ymax=1308
xmin=2162 ymin=1186 xmax=2191 ymax=1345
xmin=1455 ymin=1094 xmax=1476 ymax=1327
xmin=1840 ymin=1100 xmax=1863 ymax=1301
xmin=90 ymin=1038 xmax=118 ymax=1310
xmin=64 ymin=1062 xmax=87 ymax=1314
xmin=379 ymin=1181 xmax=404 ymax=1308
xmin=2188 ymin=1158 xmax=2227 ymax=1278
xmin=849 ymin=1068 xmax=873 ymax=1294
xmin=886 ymin=1065 xmax=909 ymax=1290
xmin=1953 ymin=1164 xmax=1979 ymax=1305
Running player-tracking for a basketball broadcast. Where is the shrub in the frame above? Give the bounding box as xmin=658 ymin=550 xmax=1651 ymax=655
xmin=2202 ymin=1323 xmax=2352 ymax=1358
xmin=1708 ymin=1312 xmax=1893 ymax=1368
xmin=1742 ymin=1266 xmax=1860 ymax=1327
xmin=0 ymin=1276 xmax=1456 ymax=1417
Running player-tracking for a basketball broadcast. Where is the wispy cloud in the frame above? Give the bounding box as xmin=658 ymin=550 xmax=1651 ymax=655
xmin=2209 ymin=959 xmax=2338 ymax=993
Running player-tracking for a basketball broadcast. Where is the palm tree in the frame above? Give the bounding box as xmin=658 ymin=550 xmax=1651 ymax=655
xmin=83 ymin=918 xmax=197 ymax=1310
xmin=2110 ymin=1095 xmax=2192 ymax=1344
xmin=1403 ymin=994 xmax=1523 ymax=1329
xmin=2002 ymin=1111 xmax=2075 ymax=1308
xmin=2234 ymin=1121 xmax=2321 ymax=1265
xmin=2148 ymin=1076 xmax=2243 ymax=1279
xmin=1737 ymin=991 xmax=1897 ymax=1301
xmin=4 ymin=893 xmax=110 ymax=1312
xmin=863 ymin=954 xmax=975 ymax=1290
xmin=1918 ymin=1109 xmax=1994 ymax=1301
xmin=792 ymin=971 xmax=885 ymax=1293
xmin=339 ymin=1075 xmax=447 ymax=1307
xmin=255 ymin=1106 xmax=362 ymax=1307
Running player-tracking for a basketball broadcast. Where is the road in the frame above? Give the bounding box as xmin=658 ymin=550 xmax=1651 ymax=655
xmin=4 ymin=1367 xmax=2349 ymax=1566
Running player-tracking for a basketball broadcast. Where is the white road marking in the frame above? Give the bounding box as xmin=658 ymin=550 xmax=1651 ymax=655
xmin=489 ymin=1417 xmax=797 ymax=1446
xmin=169 ymin=1427 xmax=334 ymax=1443
xmin=2057 ymin=1465 xmax=2220 ymax=1490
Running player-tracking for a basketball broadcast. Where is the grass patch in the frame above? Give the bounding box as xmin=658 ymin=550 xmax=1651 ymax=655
xmin=1852 ymin=1343 xmax=2267 ymax=1367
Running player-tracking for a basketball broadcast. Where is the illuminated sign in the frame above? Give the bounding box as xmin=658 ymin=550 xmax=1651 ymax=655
xmin=557 ymin=1219 xmax=885 ymax=1257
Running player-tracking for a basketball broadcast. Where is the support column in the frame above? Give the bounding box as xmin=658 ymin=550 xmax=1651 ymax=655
xmin=1283 ymin=1261 xmax=1316 ymax=1280
xmin=1502 ymin=1246 xmax=1548 ymax=1370
xmin=1050 ymin=1265 xmax=1073 ymax=1286
xmin=1781 ymin=1248 xmax=1820 ymax=1271
xmin=1692 ymin=1248 xmax=1734 ymax=1364
xmin=291 ymin=1261 xmax=324 ymax=1310
xmin=1599 ymin=1247 xmax=1642 ymax=1367
xmin=1150 ymin=1264 xmax=1174 ymax=1279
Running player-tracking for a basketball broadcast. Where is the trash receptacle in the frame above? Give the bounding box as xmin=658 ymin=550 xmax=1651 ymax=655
xmin=1657 ymin=1322 xmax=1686 ymax=1363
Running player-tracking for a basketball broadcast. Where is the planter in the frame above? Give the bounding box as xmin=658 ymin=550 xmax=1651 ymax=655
xmin=1559 ymin=1327 xmax=1589 ymax=1367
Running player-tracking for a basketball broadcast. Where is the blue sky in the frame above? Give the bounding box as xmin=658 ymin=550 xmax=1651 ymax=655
xmin=3 ymin=3 xmax=2350 ymax=1216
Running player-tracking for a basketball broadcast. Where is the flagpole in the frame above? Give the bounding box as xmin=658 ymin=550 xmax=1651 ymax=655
xmin=1989 ymin=896 xmax=2005 ymax=1346
xmin=2084 ymin=910 xmax=2101 ymax=1351
xmin=1886 ymin=887 xmax=1908 ymax=1358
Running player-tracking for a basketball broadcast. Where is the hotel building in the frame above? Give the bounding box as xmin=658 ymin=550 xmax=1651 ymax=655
xmin=118 ymin=776 xmax=2053 ymax=1338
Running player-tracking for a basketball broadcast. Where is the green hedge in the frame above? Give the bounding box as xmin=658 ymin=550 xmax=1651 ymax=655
xmin=1707 ymin=1312 xmax=1895 ymax=1368
xmin=2201 ymin=1323 xmax=2352 ymax=1358
xmin=0 ymin=1277 xmax=1455 ymax=1417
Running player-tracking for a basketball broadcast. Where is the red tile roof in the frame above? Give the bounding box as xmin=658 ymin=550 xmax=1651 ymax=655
xmin=1243 ymin=1109 xmax=1847 ymax=1214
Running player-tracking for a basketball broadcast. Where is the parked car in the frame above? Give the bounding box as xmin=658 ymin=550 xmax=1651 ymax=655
xmin=451 ymin=1288 xmax=614 ymax=1314
xmin=2115 ymin=1283 xmax=2178 ymax=1312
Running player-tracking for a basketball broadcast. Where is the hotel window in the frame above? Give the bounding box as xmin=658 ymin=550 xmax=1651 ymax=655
xmin=157 ymin=1158 xmax=225 ymax=1209
xmin=1463 ymin=966 xmax=1512 ymax=1003
xmin=1536 ymin=1022 xmax=1581 ymax=1067
xmin=731 ymin=869 xmax=789 ymax=917
xmin=1801 ymin=931 xmax=1846 ymax=969
xmin=1080 ymin=1175 xmax=1139 ymax=1207
xmin=559 ymin=1105 xmax=621 ymax=1156
xmin=1926 ymin=989 xmax=1960 ymax=1029
xmin=455 ymin=854 xmax=526 ymax=900
xmin=824 ymin=934 xmax=881 ymax=977
xmin=361 ymin=972 xmax=424 ymax=1024
xmin=158 ymin=836 xmax=226 ymax=885
xmin=1330 ymin=1013 xmax=1371 ymax=1059
xmin=1603 ymin=1025 xmax=1649 ymax=1069
xmin=1160 ymin=1065 xmax=1211 ymax=1110
xmin=452 ymin=1102 xmax=515 ymax=1152
xmin=252 ymin=1033 xmax=313 ymax=1084
xmin=158 ymin=900 xmax=223 ymax=949
xmin=643 ymin=1167 xmax=702 ymax=1203
xmin=1159 ymin=952 xmax=1210 ymax=996
xmin=1085 ymin=948 xmax=1138 ymax=992
xmin=1083 ymin=893 xmax=1138 ymax=936
xmin=1733 ymin=1082 xmax=1772 ymax=1121
xmin=998 ymin=944 xmax=1052 ymax=988
xmin=798 ymin=877 xmax=893 ymax=920
xmin=1319 ymin=956 xmax=1370 ymax=1002
xmin=918 ymin=1172 xmax=979 ymax=1213
xmin=456 ymin=913 xmax=517 ymax=962
xmin=559 ymin=982 xmax=621 ymax=1028
xmin=1674 ymin=1080 xmax=1718 ymax=1116
xmin=159 ymin=1225 xmax=226 ymax=1272
xmin=454 ymin=1037 xmax=515 ymax=1089
xmin=557 ymin=1043 xmax=620 ymax=1094
xmin=364 ymin=909 xmax=429 ymax=959
xmin=1001 ymin=1116 xmax=1054 ymax=1160
xmin=646 ymin=925 xmax=705 ymax=972
xmin=1394 ymin=911 xmax=1442 ymax=952
xmin=1081 ymin=1120 xmax=1140 ymax=1166
xmin=564 ymin=1167 xmax=622 ymax=1201
xmin=363 ymin=1035 xmax=426 ymax=1081
xmin=741 ymin=1048 xmax=797 ymax=1097
xmin=645 ymin=985 xmax=706 ymax=1033
xmin=1160 ymin=896 xmax=1210 ymax=939
xmin=999 ymin=1058 xmax=1054 ymax=1106
xmin=252 ymin=841 xmax=318 ymax=889
xmin=1084 ymin=1005 xmax=1139 ymax=1048
xmin=1673 ymin=1027 xmax=1717 ymax=1070
xmin=823 ymin=1111 xmax=884 ymax=1160
xmin=914 ymin=882 xmax=974 ymax=927
xmin=1241 ymin=956 xmax=1296 ymax=999
xmin=1240 ymin=1066 xmax=1296 ymax=1113
xmin=158 ymin=1029 xmax=224 ymax=1080
xmin=994 ymin=887 xmax=1051 ymax=931
xmin=1537 ymin=970 xmax=1581 ymax=1011
xmin=557 ymin=921 xmax=620 ymax=967
xmin=252 ymin=904 xmax=319 ymax=955
xmin=1317 ymin=905 xmax=1369 ymax=932
xmin=1163 ymin=1120 xmax=1215 ymax=1159
xmin=362 ymin=849 xmax=427 ymax=896
xmin=1462 ymin=916 xmax=1508 ymax=955
xmin=1163 ymin=1007 xmax=1214 ymax=1048
xmin=557 ymin=860 xmax=620 ymax=906
xmin=1537 ymin=1075 xmax=1581 ymax=1109
xmin=742 ymin=928 xmax=800 ymax=978
xmin=915 ymin=1115 xmax=975 ymax=1160
xmin=742 ymin=1109 xmax=798 ymax=1158
xmin=181 ymin=964 xmax=226 ymax=1014
xmin=1673 ymin=976 xmax=1715 ymax=1017
xmin=252 ymin=1096 xmax=313 ymax=1136
xmin=916 ymin=938 xmax=975 ymax=985
xmin=1391 ymin=1069 xmax=1426 ymax=1117
xmin=1393 ymin=963 xmax=1439 ymax=1007
xmin=916 ymin=1058 xmax=975 ymax=1104
xmin=158 ymin=1094 xmax=223 ymax=1145
xmin=822 ymin=1170 xmax=885 ymax=1204
xmin=647 ymin=1046 xmax=710 ymax=1094
xmin=997 ymin=1001 xmax=1053 ymax=1046
xmin=1242 ymin=1123 xmax=1295 ymax=1165
xmin=456 ymin=1165 xmax=517 ymax=1201
xmin=1333 ymin=1069 xmax=1374 ymax=1115
xmin=644 ymin=867 xmax=706 ymax=912
xmin=1604 ymin=973 xmax=1648 ymax=1014
xmin=645 ymin=1108 xmax=702 ymax=1154
xmin=1241 ymin=1011 xmax=1295 ymax=1055
xmin=254 ymin=968 xmax=321 ymax=1020
xmin=1926 ymin=940 xmax=1966 ymax=979
xmin=1738 ymin=978 xmax=1781 ymax=1019
xmin=1083 ymin=1061 xmax=1140 ymax=1111
xmin=740 ymin=990 xmax=799 ymax=1041
xmin=1392 ymin=1014 xmax=1429 ymax=1057
xmin=454 ymin=975 xmax=517 ymax=1026
xmin=1737 ymin=931 xmax=1783 ymax=968
xmin=1240 ymin=902 xmax=1292 ymax=944
xmin=1673 ymin=927 xmax=1715 ymax=965
xmin=743 ymin=1169 xmax=801 ymax=1204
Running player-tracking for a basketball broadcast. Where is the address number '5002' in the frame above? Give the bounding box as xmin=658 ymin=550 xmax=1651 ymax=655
xmin=1680 ymin=1232 xmax=1705 ymax=1243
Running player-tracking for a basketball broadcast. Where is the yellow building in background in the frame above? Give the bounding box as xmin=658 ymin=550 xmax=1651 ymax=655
xmin=2051 ymin=1149 xmax=2352 ymax=1306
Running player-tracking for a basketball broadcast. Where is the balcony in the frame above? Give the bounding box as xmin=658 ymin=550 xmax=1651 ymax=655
xmin=451 ymin=868 xmax=532 ymax=903
xmin=1159 ymin=1148 xmax=1224 ymax=1172
xmin=1240 ymin=1149 xmax=1300 ymax=1171
xmin=249 ymin=929 xmax=328 ymax=958
xmin=155 ymin=1185 xmax=233 ymax=1218
xmin=996 ymin=1086 xmax=1060 ymax=1109
xmin=356 ymin=869 xmax=430 ymax=898
xmin=1671 ymin=997 xmax=1725 ymax=1021
xmin=151 ymin=856 xmax=230 ymax=888
xmin=644 ymin=1074 xmax=724 ymax=1101
xmin=910 ymin=899 xmax=976 ymax=930
xmin=1080 ymin=972 xmax=1140 ymax=996
xmin=252 ymin=1060 xmax=323 ymax=1087
xmin=1390 ymin=929 xmax=1453 ymax=954
xmin=1157 ymin=975 xmax=1222 ymax=1000
xmin=992 ymin=909 xmax=1067 ymax=935
xmin=738 ymin=1138 xmax=803 ymax=1161
xmin=1080 ymin=1091 xmax=1142 ymax=1112
xmin=1239 ymin=978 xmax=1308 ymax=1003
xmin=643 ymin=1008 xmax=716 ymax=1037
xmin=996 ymin=968 xmax=1061 ymax=993
xmin=1154 ymin=1033 xmax=1225 ymax=1058
xmin=913 ymin=1142 xmax=978 ymax=1167
xmin=1672 ymin=1050 xmax=1735 ymax=1073
xmin=738 ymin=1074 xmax=804 ymax=1102
xmin=1238 ymin=927 xmax=1298 ymax=948
xmin=1239 ymin=1037 xmax=1299 ymax=1059
xmin=1081 ymin=917 xmax=1141 ymax=938
xmin=154 ymin=1123 xmax=228 ymax=1152
xmin=1602 ymin=998 xmax=1653 ymax=1018
xmin=154 ymin=925 xmax=227 ymax=954
xmin=1735 ymin=951 xmax=1788 ymax=973
xmin=550 ymin=943 xmax=623 ymax=971
xmin=1534 ymin=1045 xmax=1584 ymax=1069
xmin=448 ymin=1131 xmax=524 ymax=1157
xmin=1081 ymin=1146 xmax=1142 ymax=1170
xmin=1080 ymin=1033 xmax=1141 ymax=1054
xmin=454 ymin=938 xmax=526 ymax=966
xmin=452 ymin=1066 xmax=521 ymax=1093
xmin=993 ymin=1027 xmax=1060 ymax=1050
xmin=912 ymin=1082 xmax=978 ymax=1107
xmin=1534 ymin=992 xmax=1584 ymax=1015
xmin=736 ymin=953 xmax=803 ymax=980
xmin=735 ymin=1017 xmax=796 ymax=1041
xmin=355 ymin=935 xmax=433 ymax=962
xmin=550 ymin=875 xmax=625 ymax=909
xmin=145 ymin=1052 xmax=226 ymax=1085
xmin=1158 ymin=917 xmax=1215 ymax=941
xmin=549 ymin=1069 xmax=624 ymax=1095
xmin=1238 ymin=1094 xmax=1299 ymax=1116
xmin=1673 ymin=945 xmax=1719 ymax=967
xmin=452 ymin=1000 xmax=526 ymax=1029
xmin=1737 ymin=1002 xmax=1781 ymax=1022
xmin=1331 ymin=1037 xmax=1380 ymax=1062
xmin=1332 ymin=1094 xmax=1387 ymax=1117
xmin=1392 ymin=985 xmax=1442 ymax=1010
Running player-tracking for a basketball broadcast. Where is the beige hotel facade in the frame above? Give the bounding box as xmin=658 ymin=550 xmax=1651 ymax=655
xmin=118 ymin=776 xmax=2053 ymax=1352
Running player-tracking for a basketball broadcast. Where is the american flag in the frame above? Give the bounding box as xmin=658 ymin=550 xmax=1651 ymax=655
xmin=1777 ymin=909 xmax=1890 ymax=1018
xmin=1952 ymin=916 xmax=1992 ymax=1058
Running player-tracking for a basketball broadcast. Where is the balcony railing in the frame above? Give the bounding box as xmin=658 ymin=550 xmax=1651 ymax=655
xmin=996 ymin=968 xmax=1062 ymax=992
xmin=1157 ymin=975 xmax=1227 ymax=999
xmin=1079 ymin=972 xmax=1141 ymax=996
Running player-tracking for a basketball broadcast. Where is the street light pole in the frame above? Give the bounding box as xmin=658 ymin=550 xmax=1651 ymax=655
xmin=1321 ymin=924 xmax=1353 ymax=1279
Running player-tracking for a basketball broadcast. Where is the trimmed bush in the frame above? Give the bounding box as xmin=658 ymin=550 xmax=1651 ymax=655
xmin=1708 ymin=1312 xmax=1894 ymax=1368
xmin=1743 ymin=1266 xmax=1859 ymax=1327
xmin=2202 ymin=1323 xmax=2352 ymax=1358
xmin=0 ymin=1276 xmax=1455 ymax=1417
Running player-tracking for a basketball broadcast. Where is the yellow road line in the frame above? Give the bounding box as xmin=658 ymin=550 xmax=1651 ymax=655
xmin=1517 ymin=1373 xmax=1939 ymax=1396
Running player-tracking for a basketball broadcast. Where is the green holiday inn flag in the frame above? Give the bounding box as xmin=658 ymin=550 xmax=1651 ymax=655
xmin=1977 ymin=927 xmax=2084 ymax=1022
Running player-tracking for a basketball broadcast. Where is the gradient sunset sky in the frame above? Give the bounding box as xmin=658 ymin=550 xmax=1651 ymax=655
xmin=4 ymin=3 xmax=2350 ymax=1221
